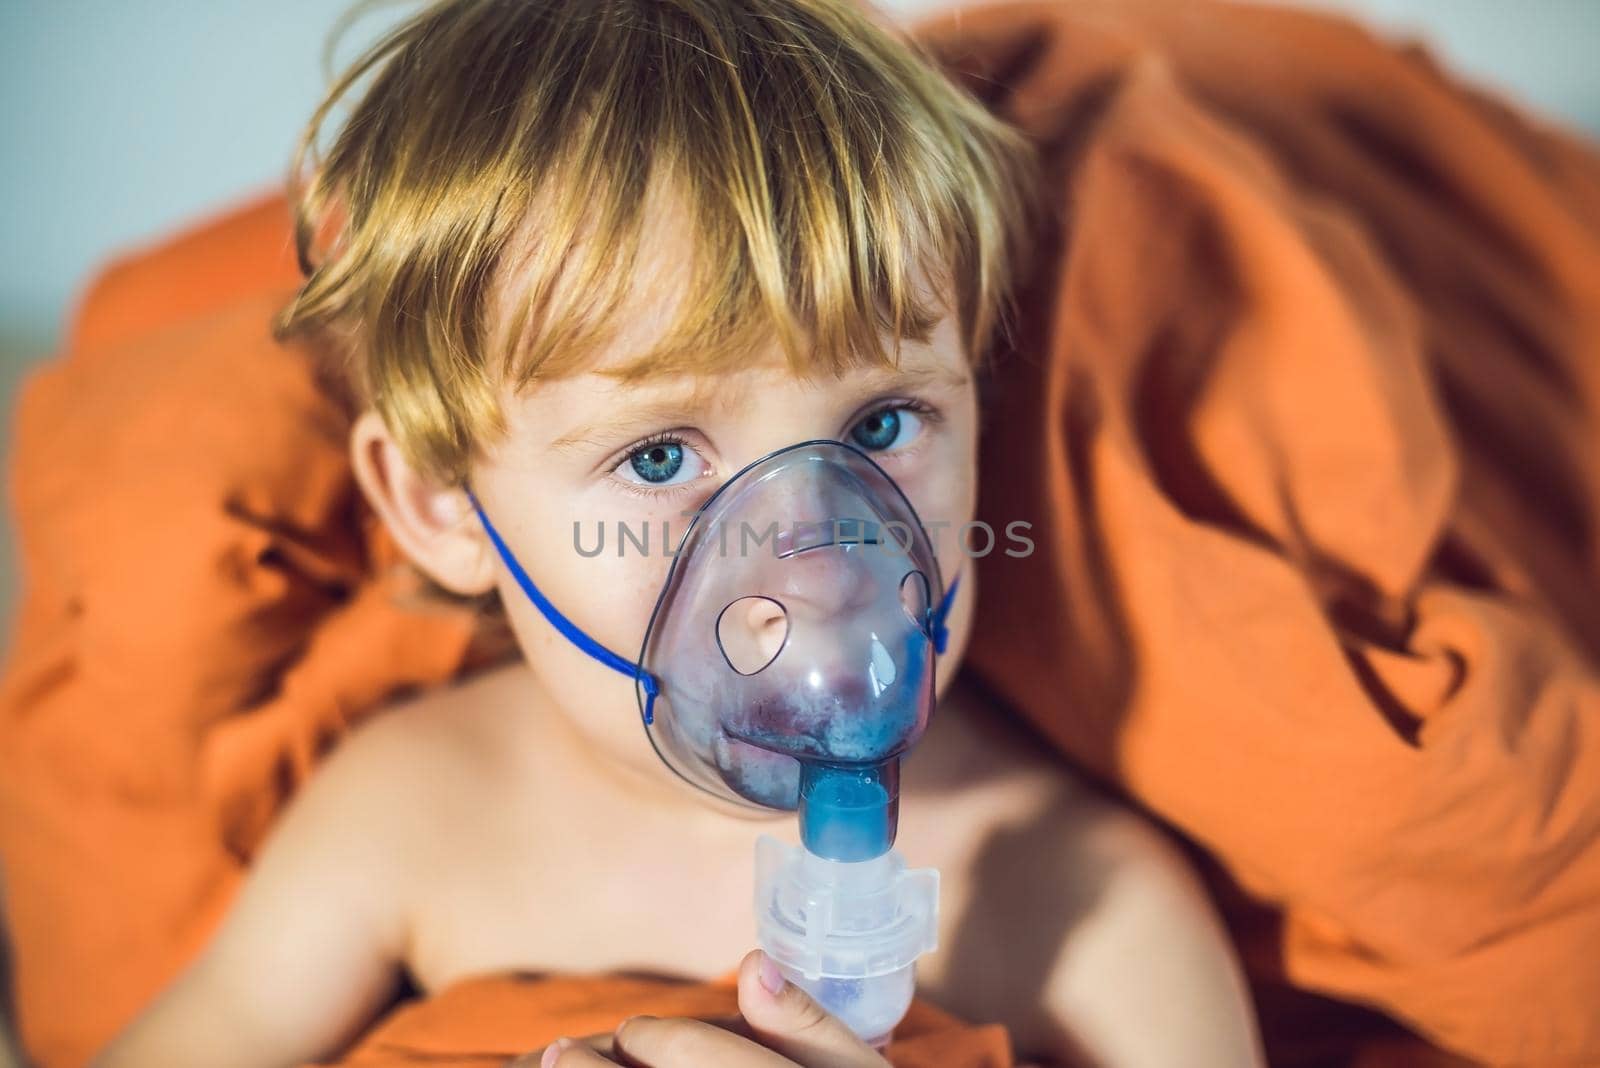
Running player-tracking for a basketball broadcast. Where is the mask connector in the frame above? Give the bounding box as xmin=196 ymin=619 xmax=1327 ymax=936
xmin=798 ymin=759 xmax=899 ymax=862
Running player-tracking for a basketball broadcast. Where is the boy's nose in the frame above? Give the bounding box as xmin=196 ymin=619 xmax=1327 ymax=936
xmin=742 ymin=464 xmax=850 ymax=533
xmin=718 ymin=595 xmax=789 ymax=675
xmin=716 ymin=546 xmax=885 ymax=675
xmin=772 ymin=542 xmax=883 ymax=620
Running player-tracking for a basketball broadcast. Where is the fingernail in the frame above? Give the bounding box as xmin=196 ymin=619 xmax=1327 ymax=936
xmin=757 ymin=952 xmax=787 ymax=996
xmin=541 ymin=1037 xmax=569 ymax=1068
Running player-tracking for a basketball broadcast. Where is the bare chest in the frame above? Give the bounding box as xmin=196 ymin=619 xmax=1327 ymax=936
xmin=400 ymin=775 xmax=1060 ymax=1033
xmin=403 ymin=808 xmax=774 ymax=990
xmin=395 ymin=681 xmax=1081 ymax=1055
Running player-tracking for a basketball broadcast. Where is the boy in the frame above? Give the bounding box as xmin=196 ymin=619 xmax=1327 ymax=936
xmin=96 ymin=0 xmax=1263 ymax=1064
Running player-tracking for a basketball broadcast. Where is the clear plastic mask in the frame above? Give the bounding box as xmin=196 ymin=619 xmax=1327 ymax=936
xmin=469 ymin=438 xmax=954 ymax=859
xmin=637 ymin=440 xmax=946 ymax=847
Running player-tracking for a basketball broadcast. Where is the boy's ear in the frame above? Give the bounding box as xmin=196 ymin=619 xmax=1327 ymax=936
xmin=349 ymin=410 xmax=497 ymax=596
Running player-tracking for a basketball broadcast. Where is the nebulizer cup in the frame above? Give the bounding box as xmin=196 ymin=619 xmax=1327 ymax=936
xmin=637 ymin=440 xmax=947 ymax=1047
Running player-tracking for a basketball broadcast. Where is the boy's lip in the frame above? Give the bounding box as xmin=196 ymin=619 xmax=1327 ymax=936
xmin=725 ymin=674 xmax=923 ymax=760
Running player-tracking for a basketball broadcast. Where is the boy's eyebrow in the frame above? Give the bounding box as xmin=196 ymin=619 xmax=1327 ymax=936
xmin=858 ymin=363 xmax=971 ymax=391
xmin=547 ymin=359 xmax=968 ymax=455
xmin=547 ymin=399 xmax=707 ymax=455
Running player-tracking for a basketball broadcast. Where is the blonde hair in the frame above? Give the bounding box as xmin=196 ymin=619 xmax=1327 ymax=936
xmin=274 ymin=0 xmax=1042 ymax=482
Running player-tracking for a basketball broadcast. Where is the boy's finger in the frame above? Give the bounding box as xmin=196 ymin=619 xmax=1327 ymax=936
xmin=610 ymin=1015 xmax=792 ymax=1067
xmin=694 ymin=1012 xmax=759 ymax=1041
xmin=506 ymin=1033 xmax=617 ymax=1067
xmin=540 ymin=1038 xmax=619 ymax=1066
xmin=734 ymin=950 xmax=888 ymax=1068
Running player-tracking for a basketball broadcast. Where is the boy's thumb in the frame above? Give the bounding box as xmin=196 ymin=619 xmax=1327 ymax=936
xmin=735 ymin=949 xmax=888 ymax=1068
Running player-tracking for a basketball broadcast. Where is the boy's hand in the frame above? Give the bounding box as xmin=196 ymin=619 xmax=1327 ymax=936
xmin=515 ymin=950 xmax=890 ymax=1067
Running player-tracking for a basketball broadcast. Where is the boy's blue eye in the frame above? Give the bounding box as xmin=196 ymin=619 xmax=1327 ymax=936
xmin=629 ymin=441 xmax=685 ymax=483
xmin=849 ymin=406 xmax=922 ymax=452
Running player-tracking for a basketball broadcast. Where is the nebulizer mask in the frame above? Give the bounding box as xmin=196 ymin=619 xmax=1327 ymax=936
xmin=470 ymin=439 xmax=955 ymax=1046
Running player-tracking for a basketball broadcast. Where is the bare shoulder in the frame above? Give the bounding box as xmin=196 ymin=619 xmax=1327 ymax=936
xmin=88 ymin=668 xmax=541 ymax=1068
xmin=292 ymin=661 xmax=540 ymax=866
xmin=240 ymin=658 xmax=534 ymax=908
xmin=907 ymin=673 xmax=1263 ymax=1066
xmin=321 ymin=661 xmax=537 ymax=795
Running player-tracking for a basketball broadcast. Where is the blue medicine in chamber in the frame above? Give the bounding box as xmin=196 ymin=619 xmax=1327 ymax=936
xmin=799 ymin=763 xmax=897 ymax=861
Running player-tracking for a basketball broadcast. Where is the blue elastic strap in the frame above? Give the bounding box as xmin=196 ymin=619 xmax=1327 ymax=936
xmin=465 ymin=489 xmax=662 ymax=724
xmin=931 ymin=573 xmax=960 ymax=656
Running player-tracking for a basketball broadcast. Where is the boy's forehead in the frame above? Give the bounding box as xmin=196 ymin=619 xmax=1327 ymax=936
xmin=556 ymin=324 xmax=967 ymax=411
xmin=531 ymin=323 xmax=968 ymax=457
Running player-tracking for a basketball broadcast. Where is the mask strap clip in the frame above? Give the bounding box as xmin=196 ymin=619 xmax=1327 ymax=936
xmin=464 ymin=488 xmax=662 ymax=721
xmin=931 ymin=573 xmax=960 ymax=656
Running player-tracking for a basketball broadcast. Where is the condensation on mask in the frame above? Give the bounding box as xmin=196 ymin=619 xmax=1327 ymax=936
xmin=637 ymin=439 xmax=948 ymax=862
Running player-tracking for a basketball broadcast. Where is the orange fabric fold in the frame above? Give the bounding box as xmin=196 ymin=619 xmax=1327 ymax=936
xmin=918 ymin=1 xmax=1600 ymax=1064
xmin=2 ymin=1 xmax=1598 ymax=1066
xmin=0 ymin=198 xmax=488 ymax=1065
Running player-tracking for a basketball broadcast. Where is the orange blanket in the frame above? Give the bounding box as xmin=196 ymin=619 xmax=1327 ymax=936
xmin=3 ymin=1 xmax=1598 ymax=1066
xmin=319 ymin=975 xmax=1009 ymax=1068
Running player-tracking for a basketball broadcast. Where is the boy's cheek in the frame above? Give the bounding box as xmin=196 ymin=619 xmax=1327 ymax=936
xmin=498 ymin=578 xmax=666 ymax=764
xmin=903 ymin=472 xmax=979 ymax=582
